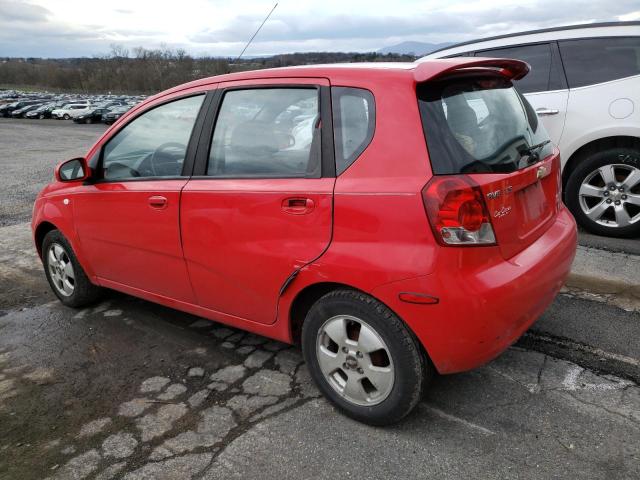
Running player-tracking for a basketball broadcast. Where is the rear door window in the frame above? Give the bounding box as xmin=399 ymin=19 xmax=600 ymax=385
xmin=418 ymin=75 xmax=553 ymax=174
xmin=559 ymin=37 xmax=640 ymax=88
xmin=207 ymin=88 xmax=321 ymax=178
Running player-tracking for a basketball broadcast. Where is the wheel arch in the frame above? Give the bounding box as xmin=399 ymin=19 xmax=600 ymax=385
xmin=287 ymin=281 xmax=433 ymax=372
xmin=289 ymin=282 xmax=357 ymax=345
xmin=562 ymin=135 xmax=640 ymax=192
xmin=34 ymin=221 xmax=58 ymax=258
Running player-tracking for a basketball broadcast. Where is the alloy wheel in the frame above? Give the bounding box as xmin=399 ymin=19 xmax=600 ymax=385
xmin=47 ymin=243 xmax=75 ymax=296
xmin=578 ymin=163 xmax=640 ymax=228
xmin=316 ymin=314 xmax=394 ymax=406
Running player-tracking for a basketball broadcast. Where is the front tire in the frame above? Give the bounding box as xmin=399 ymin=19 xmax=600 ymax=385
xmin=302 ymin=289 xmax=429 ymax=425
xmin=63 ymin=114 xmax=70 ymax=120
xmin=42 ymin=230 xmax=102 ymax=307
xmin=565 ymin=147 xmax=640 ymax=237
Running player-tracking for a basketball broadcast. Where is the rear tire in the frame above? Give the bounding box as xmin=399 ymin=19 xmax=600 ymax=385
xmin=565 ymin=147 xmax=640 ymax=238
xmin=302 ymin=289 xmax=430 ymax=425
xmin=42 ymin=230 xmax=103 ymax=308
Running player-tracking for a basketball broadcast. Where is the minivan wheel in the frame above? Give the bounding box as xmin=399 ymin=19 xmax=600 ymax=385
xmin=565 ymin=147 xmax=640 ymax=238
xmin=302 ymin=289 xmax=429 ymax=425
xmin=42 ymin=230 xmax=102 ymax=307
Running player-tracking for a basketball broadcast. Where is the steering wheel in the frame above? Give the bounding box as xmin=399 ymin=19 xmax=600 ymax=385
xmin=149 ymin=142 xmax=186 ymax=177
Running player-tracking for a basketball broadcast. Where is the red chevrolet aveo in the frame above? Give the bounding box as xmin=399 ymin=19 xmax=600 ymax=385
xmin=32 ymin=58 xmax=577 ymax=425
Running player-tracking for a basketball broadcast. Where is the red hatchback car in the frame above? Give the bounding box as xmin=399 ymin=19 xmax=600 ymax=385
xmin=32 ymin=58 xmax=577 ymax=425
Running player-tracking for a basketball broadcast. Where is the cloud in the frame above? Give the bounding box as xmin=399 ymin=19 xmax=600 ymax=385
xmin=186 ymin=0 xmax=639 ymax=55
xmin=0 ymin=0 xmax=50 ymax=22
xmin=190 ymin=13 xmax=466 ymax=44
xmin=0 ymin=0 xmax=638 ymax=58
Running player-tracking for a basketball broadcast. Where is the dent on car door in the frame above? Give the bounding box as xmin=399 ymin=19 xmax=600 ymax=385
xmin=181 ymin=81 xmax=335 ymax=325
xmin=73 ymin=93 xmax=208 ymax=302
xmin=476 ymin=42 xmax=569 ymax=148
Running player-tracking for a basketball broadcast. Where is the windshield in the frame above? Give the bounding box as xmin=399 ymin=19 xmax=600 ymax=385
xmin=418 ymin=75 xmax=553 ymax=174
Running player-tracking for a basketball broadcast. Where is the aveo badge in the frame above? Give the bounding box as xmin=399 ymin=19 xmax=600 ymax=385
xmin=494 ymin=206 xmax=512 ymax=218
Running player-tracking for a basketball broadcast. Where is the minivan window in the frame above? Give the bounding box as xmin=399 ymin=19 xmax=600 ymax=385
xmin=102 ymin=94 xmax=204 ymax=180
xmin=331 ymin=87 xmax=375 ymax=175
xmin=476 ymin=44 xmax=553 ymax=94
xmin=559 ymin=37 xmax=640 ymax=88
xmin=418 ymin=75 xmax=553 ymax=174
xmin=207 ymin=88 xmax=320 ymax=178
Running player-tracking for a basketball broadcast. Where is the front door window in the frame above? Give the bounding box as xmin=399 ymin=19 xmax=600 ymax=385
xmin=102 ymin=94 xmax=205 ymax=179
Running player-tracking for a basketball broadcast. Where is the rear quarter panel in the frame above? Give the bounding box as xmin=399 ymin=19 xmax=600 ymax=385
xmin=277 ymin=71 xmax=439 ymax=329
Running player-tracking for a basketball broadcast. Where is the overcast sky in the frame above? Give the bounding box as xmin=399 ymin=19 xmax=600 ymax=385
xmin=1 ymin=0 xmax=639 ymax=58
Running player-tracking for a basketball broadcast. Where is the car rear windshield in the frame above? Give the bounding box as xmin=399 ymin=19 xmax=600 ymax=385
xmin=418 ymin=75 xmax=553 ymax=174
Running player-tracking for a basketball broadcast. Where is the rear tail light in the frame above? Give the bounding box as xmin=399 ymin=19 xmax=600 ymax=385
xmin=422 ymin=176 xmax=496 ymax=246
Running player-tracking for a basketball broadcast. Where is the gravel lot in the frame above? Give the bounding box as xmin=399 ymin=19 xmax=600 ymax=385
xmin=0 ymin=118 xmax=107 ymax=227
xmin=0 ymin=118 xmax=639 ymax=479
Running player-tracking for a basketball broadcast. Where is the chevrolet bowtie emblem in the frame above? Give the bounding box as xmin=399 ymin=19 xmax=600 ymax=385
xmin=537 ymin=165 xmax=548 ymax=179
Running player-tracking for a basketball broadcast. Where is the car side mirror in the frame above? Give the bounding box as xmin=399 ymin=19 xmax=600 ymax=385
xmin=55 ymin=157 xmax=90 ymax=182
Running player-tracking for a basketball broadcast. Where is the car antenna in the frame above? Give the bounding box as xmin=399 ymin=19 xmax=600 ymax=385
xmin=234 ymin=2 xmax=278 ymax=63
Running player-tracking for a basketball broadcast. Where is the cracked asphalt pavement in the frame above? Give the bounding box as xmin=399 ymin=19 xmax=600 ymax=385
xmin=1 ymin=118 xmax=639 ymax=479
xmin=1 ymin=280 xmax=638 ymax=480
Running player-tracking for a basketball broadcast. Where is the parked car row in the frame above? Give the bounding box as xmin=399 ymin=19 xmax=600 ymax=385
xmin=0 ymin=90 xmax=146 ymax=124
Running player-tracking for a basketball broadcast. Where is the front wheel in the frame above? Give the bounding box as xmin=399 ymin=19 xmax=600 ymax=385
xmin=302 ymin=289 xmax=430 ymax=425
xmin=63 ymin=114 xmax=70 ymax=120
xmin=42 ymin=230 xmax=102 ymax=307
xmin=565 ymin=147 xmax=640 ymax=237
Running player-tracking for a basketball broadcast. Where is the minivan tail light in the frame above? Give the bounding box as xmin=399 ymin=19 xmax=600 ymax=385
xmin=554 ymin=155 xmax=563 ymax=211
xmin=422 ymin=176 xmax=497 ymax=246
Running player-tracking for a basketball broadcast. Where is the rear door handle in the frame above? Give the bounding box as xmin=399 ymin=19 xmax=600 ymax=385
xmin=535 ymin=107 xmax=559 ymax=116
xmin=281 ymin=197 xmax=314 ymax=214
xmin=148 ymin=195 xmax=168 ymax=209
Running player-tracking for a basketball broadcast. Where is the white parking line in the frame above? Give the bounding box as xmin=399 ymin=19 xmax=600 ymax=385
xmin=422 ymin=405 xmax=495 ymax=435
xmin=561 ymin=365 xmax=633 ymax=391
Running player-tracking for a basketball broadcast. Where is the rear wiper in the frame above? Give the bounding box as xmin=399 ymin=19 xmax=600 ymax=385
xmin=518 ymin=140 xmax=551 ymax=167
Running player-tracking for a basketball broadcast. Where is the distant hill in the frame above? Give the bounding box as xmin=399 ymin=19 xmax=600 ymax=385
xmin=378 ymin=41 xmax=454 ymax=56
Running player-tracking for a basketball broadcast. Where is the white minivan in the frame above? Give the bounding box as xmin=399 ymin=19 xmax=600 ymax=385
xmin=420 ymin=21 xmax=640 ymax=237
xmin=52 ymin=104 xmax=93 ymax=120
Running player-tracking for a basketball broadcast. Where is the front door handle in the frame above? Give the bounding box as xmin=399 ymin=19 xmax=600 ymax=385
xmin=281 ymin=197 xmax=314 ymax=215
xmin=535 ymin=107 xmax=559 ymax=116
xmin=148 ymin=195 xmax=168 ymax=209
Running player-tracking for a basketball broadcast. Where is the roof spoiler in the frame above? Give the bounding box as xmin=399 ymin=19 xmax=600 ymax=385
xmin=414 ymin=58 xmax=530 ymax=83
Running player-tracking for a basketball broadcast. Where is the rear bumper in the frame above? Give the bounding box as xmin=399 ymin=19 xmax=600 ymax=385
xmin=372 ymin=207 xmax=577 ymax=374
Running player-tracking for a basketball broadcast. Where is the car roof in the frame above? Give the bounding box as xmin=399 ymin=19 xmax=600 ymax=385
xmin=419 ymin=21 xmax=640 ymax=59
xmin=144 ymin=57 xmax=529 ymax=104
